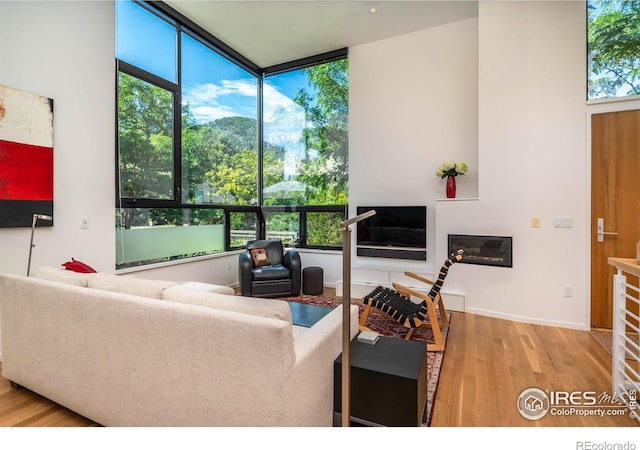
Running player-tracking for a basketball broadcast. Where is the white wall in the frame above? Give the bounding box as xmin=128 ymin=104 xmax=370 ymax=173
xmin=0 ymin=1 xmax=115 ymax=275
xmin=118 ymin=252 xmax=242 ymax=286
xmin=296 ymin=249 xmax=342 ymax=286
xmin=436 ymin=1 xmax=588 ymax=329
xmin=349 ymin=2 xmax=589 ymax=330
xmin=349 ymin=17 xmax=479 ymax=271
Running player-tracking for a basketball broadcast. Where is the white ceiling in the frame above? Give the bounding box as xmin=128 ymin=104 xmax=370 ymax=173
xmin=164 ymin=1 xmax=478 ymax=68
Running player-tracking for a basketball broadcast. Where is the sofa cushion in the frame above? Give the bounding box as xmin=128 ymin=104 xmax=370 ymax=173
xmin=31 ymin=266 xmax=92 ymax=287
xmin=161 ymin=285 xmax=292 ymax=322
xmin=248 ymin=240 xmax=284 ymax=266
xmin=88 ymin=273 xmax=177 ymax=299
xmin=252 ymin=264 xmax=291 ymax=281
xmin=249 ymin=248 xmax=270 ymax=267
xmin=176 ymin=281 xmax=235 ymax=296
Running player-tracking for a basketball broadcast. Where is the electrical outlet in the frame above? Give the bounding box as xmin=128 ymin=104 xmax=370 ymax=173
xmin=563 ymin=285 xmax=573 ymax=298
xmin=80 ymin=217 xmax=89 ymax=229
xmin=226 ymin=261 xmax=231 ymax=270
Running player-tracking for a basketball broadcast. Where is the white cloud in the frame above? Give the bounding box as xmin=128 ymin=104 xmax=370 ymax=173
xmin=262 ymin=83 xmax=299 ymax=122
xmin=183 ymin=79 xmax=304 ymax=125
xmin=223 ymin=79 xmax=258 ymax=97
xmin=183 ymin=79 xmax=259 ymax=123
xmin=189 ymin=105 xmax=236 ymax=122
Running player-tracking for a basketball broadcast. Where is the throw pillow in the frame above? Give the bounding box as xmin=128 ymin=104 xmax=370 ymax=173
xmin=249 ymin=248 xmax=270 ymax=267
xmin=62 ymin=257 xmax=97 ymax=273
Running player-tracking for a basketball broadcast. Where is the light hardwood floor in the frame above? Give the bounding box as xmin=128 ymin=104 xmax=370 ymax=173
xmin=0 ymin=370 xmax=96 ymax=426
xmin=430 ymin=311 xmax=637 ymax=427
xmin=0 ymin=292 xmax=637 ymax=427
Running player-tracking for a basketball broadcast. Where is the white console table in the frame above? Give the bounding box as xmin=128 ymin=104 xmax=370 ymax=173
xmin=335 ymin=267 xmax=466 ymax=312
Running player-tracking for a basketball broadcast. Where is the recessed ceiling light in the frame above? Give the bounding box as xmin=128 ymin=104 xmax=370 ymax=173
xmin=369 ymin=7 xmax=377 ymax=15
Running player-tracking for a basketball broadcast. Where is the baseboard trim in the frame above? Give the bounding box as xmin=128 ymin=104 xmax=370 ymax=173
xmin=465 ymin=307 xmax=589 ymax=331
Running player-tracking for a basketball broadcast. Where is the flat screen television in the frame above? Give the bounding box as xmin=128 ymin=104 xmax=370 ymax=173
xmin=356 ymin=206 xmax=427 ymax=260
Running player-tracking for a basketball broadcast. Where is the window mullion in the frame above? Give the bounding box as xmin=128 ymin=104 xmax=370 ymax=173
xmin=174 ymin=27 xmax=182 ymax=206
xmin=258 ymin=73 xmax=264 ymax=207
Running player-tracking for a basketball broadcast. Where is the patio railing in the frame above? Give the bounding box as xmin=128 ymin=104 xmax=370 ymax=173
xmin=230 ymin=230 xmax=299 ymax=246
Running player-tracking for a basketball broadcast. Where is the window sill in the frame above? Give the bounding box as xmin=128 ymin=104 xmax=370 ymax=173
xmin=435 ymin=197 xmax=479 ymax=202
xmin=294 ymin=247 xmax=342 ymax=256
xmin=115 ymin=249 xmax=243 ymax=275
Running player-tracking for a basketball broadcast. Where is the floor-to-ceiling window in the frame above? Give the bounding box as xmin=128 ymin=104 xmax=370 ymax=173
xmin=116 ymin=0 xmax=260 ymax=268
xmin=115 ymin=1 xmax=347 ymax=269
xmin=262 ymin=59 xmax=348 ymax=248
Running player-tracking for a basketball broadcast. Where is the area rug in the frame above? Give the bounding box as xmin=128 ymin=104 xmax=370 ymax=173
xmin=278 ymin=294 xmax=450 ymax=427
xmin=590 ymin=329 xmax=640 ymax=360
xmin=590 ymin=329 xmax=613 ymax=356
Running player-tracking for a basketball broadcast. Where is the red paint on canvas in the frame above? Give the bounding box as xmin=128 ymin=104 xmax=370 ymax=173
xmin=0 ymin=139 xmax=53 ymax=200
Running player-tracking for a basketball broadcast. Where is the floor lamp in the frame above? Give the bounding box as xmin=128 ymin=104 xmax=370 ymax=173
xmin=339 ymin=209 xmax=375 ymax=427
xmin=27 ymin=213 xmax=53 ymax=276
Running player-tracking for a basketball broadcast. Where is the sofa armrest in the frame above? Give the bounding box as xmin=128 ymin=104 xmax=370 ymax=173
xmin=238 ymin=251 xmax=254 ymax=296
xmin=283 ymin=249 xmax=301 ymax=296
xmin=283 ymin=304 xmax=359 ymax=426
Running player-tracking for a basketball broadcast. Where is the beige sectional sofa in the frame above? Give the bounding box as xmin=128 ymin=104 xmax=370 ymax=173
xmin=0 ymin=268 xmax=357 ymax=426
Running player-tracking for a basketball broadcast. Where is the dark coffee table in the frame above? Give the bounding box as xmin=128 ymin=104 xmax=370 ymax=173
xmin=288 ymin=302 xmax=332 ymax=327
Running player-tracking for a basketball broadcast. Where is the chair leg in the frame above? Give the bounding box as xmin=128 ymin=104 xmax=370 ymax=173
xmin=425 ymin=299 xmax=445 ymax=352
xmin=436 ymin=293 xmax=450 ymax=329
xmin=404 ymin=328 xmax=414 ymax=341
xmin=359 ymin=303 xmax=372 ymax=329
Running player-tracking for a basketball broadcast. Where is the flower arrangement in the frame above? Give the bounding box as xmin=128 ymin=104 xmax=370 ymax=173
xmin=436 ymin=160 xmax=468 ymax=179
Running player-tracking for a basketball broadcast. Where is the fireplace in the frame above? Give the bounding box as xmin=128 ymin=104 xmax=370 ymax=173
xmin=448 ymin=234 xmax=513 ymax=268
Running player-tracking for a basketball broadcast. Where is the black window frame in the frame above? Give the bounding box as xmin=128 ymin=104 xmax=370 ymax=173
xmin=116 ymin=0 xmax=348 ymax=266
xmin=261 ymin=205 xmax=347 ymax=251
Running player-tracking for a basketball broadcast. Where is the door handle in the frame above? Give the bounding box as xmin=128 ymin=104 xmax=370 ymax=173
xmin=597 ymin=217 xmax=618 ymax=243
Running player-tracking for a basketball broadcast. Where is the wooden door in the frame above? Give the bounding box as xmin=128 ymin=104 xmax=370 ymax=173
xmin=591 ymin=109 xmax=640 ymax=329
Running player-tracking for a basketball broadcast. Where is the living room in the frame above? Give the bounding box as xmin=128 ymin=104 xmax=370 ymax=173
xmin=0 ymin=0 xmax=638 ymax=444
xmin=0 ymin=0 xmax=588 ymax=328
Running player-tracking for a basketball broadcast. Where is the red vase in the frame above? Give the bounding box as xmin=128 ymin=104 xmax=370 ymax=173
xmin=446 ymin=175 xmax=456 ymax=198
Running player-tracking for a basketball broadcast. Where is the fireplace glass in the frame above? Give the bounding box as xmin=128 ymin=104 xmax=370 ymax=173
xmin=448 ymin=234 xmax=513 ymax=268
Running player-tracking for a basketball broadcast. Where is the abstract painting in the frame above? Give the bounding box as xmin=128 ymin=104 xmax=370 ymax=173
xmin=0 ymin=84 xmax=54 ymax=227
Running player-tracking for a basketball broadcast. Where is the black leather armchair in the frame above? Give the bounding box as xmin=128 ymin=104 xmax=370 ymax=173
xmin=239 ymin=240 xmax=302 ymax=298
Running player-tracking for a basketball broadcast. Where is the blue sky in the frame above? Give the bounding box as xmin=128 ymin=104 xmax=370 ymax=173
xmin=116 ymin=0 xmax=312 ymax=125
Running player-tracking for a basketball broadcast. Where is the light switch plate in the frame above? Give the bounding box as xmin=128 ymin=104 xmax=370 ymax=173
xmin=553 ymin=216 xmax=573 ymax=228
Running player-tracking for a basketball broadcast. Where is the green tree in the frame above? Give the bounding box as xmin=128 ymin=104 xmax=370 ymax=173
xmin=118 ymin=72 xmax=174 ymax=199
xmin=306 ymin=211 xmax=343 ymax=247
xmin=118 ymin=73 xmax=175 ymax=228
xmin=198 ymin=140 xmax=283 ymax=207
xmin=588 ymin=0 xmax=640 ymax=98
xmin=294 ymin=59 xmax=349 ymax=205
